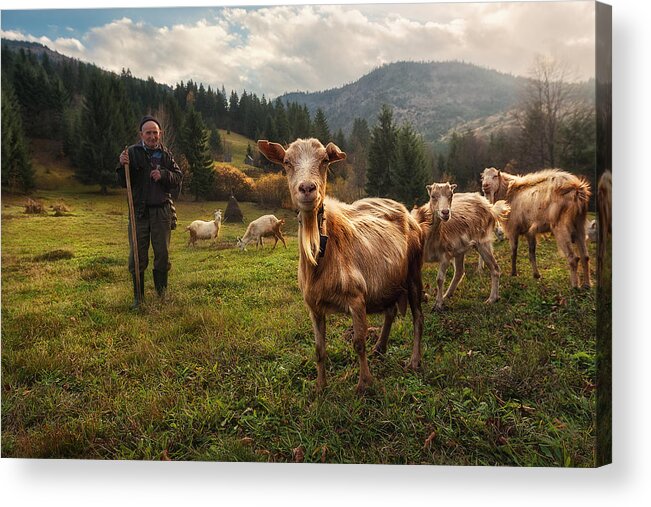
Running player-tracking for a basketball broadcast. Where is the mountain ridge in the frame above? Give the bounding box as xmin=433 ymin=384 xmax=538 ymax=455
xmin=279 ymin=60 xmax=531 ymax=144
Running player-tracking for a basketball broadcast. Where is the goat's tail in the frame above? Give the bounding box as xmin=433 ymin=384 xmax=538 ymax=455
xmin=411 ymin=204 xmax=432 ymax=240
xmin=559 ymin=178 xmax=592 ymax=208
xmin=490 ymin=200 xmax=510 ymax=224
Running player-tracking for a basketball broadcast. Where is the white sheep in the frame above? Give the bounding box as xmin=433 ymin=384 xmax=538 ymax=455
xmin=237 ymin=214 xmax=287 ymax=251
xmin=186 ymin=210 xmax=222 ymax=247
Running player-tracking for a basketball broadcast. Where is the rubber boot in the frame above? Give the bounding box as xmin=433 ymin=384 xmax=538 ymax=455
xmin=153 ymin=269 xmax=168 ymax=300
xmin=131 ymin=272 xmax=145 ymax=310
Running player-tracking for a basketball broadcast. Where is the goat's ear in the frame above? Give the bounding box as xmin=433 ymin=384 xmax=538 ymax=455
xmin=257 ymin=140 xmax=286 ymax=165
xmin=325 ymin=142 xmax=346 ymax=164
xmin=450 ymin=184 xmax=457 ymax=192
xmin=426 ymin=185 xmax=432 ymax=195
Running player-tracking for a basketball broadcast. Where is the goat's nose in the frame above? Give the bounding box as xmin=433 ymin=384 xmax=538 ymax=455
xmin=441 ymin=209 xmax=450 ymax=218
xmin=299 ymin=182 xmax=317 ymax=195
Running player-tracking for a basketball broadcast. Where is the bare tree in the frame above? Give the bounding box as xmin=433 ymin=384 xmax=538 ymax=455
xmin=517 ymin=55 xmax=585 ymax=169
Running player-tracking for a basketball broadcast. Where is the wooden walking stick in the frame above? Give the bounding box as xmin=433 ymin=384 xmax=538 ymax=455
xmin=123 ymin=146 xmax=141 ymax=306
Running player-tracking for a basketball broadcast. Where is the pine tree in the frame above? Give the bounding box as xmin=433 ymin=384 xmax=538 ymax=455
xmin=1 ymin=80 xmax=35 ymax=193
xmin=312 ymin=108 xmax=331 ymax=144
xmin=77 ymin=72 xmax=132 ymax=194
xmin=391 ymin=124 xmax=429 ymax=206
xmin=182 ymin=108 xmax=214 ymax=200
xmin=210 ymin=128 xmax=223 ymax=157
xmin=334 ymin=129 xmax=347 ymax=152
xmin=366 ymin=105 xmax=397 ymax=197
xmin=274 ymin=99 xmax=291 ymax=144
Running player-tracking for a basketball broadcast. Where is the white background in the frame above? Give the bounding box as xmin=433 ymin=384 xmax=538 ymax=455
xmin=1 ymin=0 xmax=649 ymax=505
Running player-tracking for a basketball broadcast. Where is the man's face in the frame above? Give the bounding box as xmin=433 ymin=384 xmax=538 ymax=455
xmin=140 ymin=121 xmax=161 ymax=149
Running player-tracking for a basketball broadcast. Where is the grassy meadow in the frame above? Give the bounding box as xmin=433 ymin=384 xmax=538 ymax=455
xmin=1 ymin=164 xmax=598 ymax=465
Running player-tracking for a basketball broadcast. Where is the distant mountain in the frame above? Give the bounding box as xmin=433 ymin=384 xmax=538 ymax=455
xmin=279 ymin=61 xmax=530 ymax=144
xmin=1 ymin=39 xmax=73 ymax=65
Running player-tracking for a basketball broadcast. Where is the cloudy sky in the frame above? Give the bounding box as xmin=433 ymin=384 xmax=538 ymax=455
xmin=1 ymin=0 xmax=596 ymax=98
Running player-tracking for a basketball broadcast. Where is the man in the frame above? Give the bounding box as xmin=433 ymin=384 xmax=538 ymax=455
xmin=117 ymin=115 xmax=183 ymax=309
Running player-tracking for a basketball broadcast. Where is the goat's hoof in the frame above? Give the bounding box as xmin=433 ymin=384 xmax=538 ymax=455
xmin=371 ymin=345 xmax=386 ymax=357
xmin=355 ymin=379 xmax=373 ymax=395
xmin=485 ymin=297 xmax=499 ymax=304
xmin=405 ymin=359 xmax=421 ymax=371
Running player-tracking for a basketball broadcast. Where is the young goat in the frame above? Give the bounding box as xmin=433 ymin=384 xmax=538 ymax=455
xmin=258 ymin=138 xmax=426 ymax=394
xmin=186 ymin=210 xmax=222 ymax=247
xmin=236 ymin=215 xmax=287 ymax=251
xmin=481 ymin=167 xmax=591 ymax=288
xmin=413 ymin=183 xmax=509 ymax=309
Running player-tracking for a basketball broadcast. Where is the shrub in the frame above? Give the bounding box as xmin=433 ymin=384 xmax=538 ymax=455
xmin=256 ymin=173 xmax=292 ymax=209
xmin=211 ymin=163 xmax=256 ymax=201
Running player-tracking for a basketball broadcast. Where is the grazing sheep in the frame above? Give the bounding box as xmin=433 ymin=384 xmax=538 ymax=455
xmin=236 ymin=215 xmax=287 ymax=251
xmin=186 ymin=210 xmax=222 ymax=247
xmin=413 ymin=183 xmax=510 ymax=309
xmin=258 ymin=138 xmax=426 ymax=393
xmin=481 ymin=167 xmax=591 ymax=288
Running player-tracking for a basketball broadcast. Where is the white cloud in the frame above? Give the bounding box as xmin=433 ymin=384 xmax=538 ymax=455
xmin=3 ymin=2 xmax=595 ymax=97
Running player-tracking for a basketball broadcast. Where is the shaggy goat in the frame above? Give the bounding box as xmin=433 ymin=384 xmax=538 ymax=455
xmin=413 ymin=183 xmax=509 ymax=309
xmin=236 ymin=215 xmax=287 ymax=251
xmin=481 ymin=167 xmax=591 ymax=288
xmin=186 ymin=210 xmax=222 ymax=247
xmin=258 ymin=138 xmax=426 ymax=394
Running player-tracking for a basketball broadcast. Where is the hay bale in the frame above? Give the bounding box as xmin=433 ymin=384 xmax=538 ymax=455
xmin=223 ymin=194 xmax=243 ymax=223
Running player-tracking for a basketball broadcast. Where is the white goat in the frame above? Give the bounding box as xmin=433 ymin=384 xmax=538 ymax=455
xmin=186 ymin=210 xmax=222 ymax=247
xmin=237 ymin=215 xmax=287 ymax=251
xmin=586 ymin=219 xmax=597 ymax=243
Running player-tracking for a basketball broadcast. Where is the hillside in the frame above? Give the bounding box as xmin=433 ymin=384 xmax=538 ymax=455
xmin=279 ymin=61 xmax=530 ymax=144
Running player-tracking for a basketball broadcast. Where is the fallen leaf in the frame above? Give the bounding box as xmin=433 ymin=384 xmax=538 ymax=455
xmin=240 ymin=437 xmax=254 ymax=446
xmin=161 ymin=450 xmax=171 ymax=461
xmin=292 ymin=446 xmax=305 ymax=463
xmin=423 ymin=431 xmax=437 ymax=448
xmin=320 ymin=445 xmax=327 ymax=463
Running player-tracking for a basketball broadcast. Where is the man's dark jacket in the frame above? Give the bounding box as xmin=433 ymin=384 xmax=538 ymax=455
xmin=116 ymin=143 xmax=183 ymax=216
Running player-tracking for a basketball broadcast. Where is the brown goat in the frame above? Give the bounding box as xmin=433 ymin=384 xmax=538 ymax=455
xmin=258 ymin=138 xmax=426 ymax=394
xmin=481 ymin=167 xmax=591 ymax=288
xmin=413 ymin=183 xmax=510 ymax=309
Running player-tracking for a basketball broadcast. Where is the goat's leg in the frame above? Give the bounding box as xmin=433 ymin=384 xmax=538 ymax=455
xmin=526 ymin=230 xmax=541 ymax=279
xmin=509 ymin=235 xmax=519 ymax=276
xmin=372 ymin=304 xmax=397 ymax=356
xmin=477 ymin=242 xmax=500 ymax=303
xmin=435 ymin=257 xmax=450 ymax=310
xmin=407 ymin=272 xmax=424 ymax=370
xmin=350 ymin=298 xmax=373 ymax=394
xmin=554 ymin=227 xmax=580 ymax=288
xmin=444 ymin=253 xmax=465 ymax=300
xmin=272 ymin=236 xmax=279 ymax=249
xmin=574 ymin=224 xmax=591 ymax=288
xmin=309 ymin=310 xmax=327 ymax=392
xmin=279 ymin=232 xmax=287 ymax=248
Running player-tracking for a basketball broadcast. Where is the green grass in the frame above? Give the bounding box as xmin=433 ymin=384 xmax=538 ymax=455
xmin=1 ymin=187 xmax=597 ymax=465
xmin=219 ymin=129 xmax=257 ymax=172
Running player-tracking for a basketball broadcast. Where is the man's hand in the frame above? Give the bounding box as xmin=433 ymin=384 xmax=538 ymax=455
xmin=119 ymin=149 xmax=129 ymax=166
xmin=150 ymin=168 xmax=162 ymax=182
